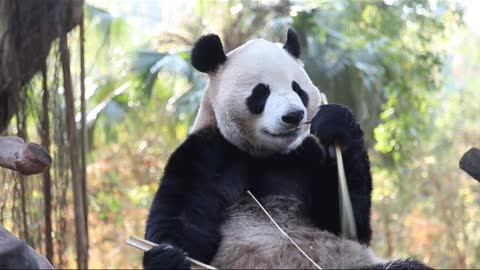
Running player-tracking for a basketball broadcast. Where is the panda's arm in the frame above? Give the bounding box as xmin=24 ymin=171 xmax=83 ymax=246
xmin=309 ymin=104 xmax=373 ymax=245
xmin=144 ymin=130 xmax=244 ymax=265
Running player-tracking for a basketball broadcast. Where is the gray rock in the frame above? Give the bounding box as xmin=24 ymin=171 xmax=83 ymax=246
xmin=0 ymin=226 xmax=53 ymax=269
xmin=460 ymin=147 xmax=480 ymax=182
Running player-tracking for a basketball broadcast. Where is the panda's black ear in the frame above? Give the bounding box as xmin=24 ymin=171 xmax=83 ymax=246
xmin=283 ymin=28 xmax=300 ymax=59
xmin=191 ymin=34 xmax=227 ymax=73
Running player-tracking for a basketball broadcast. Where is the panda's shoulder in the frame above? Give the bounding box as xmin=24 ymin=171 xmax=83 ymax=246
xmin=183 ymin=127 xmax=229 ymax=150
xmin=165 ymin=127 xmax=232 ymax=172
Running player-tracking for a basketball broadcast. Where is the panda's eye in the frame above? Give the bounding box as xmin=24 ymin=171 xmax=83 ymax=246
xmin=292 ymin=81 xmax=309 ymax=107
xmin=246 ymin=83 xmax=270 ymax=114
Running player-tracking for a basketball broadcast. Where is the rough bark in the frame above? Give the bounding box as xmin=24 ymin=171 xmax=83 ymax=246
xmin=60 ymin=33 xmax=88 ymax=269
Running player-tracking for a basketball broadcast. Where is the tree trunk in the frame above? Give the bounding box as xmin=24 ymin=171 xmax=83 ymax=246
xmin=0 ymin=0 xmax=83 ymax=132
xmin=59 ymin=33 xmax=88 ymax=269
xmin=19 ymin=173 xmax=28 ymax=241
xmin=79 ymin=8 xmax=89 ymax=245
xmin=41 ymin=64 xmax=54 ymax=265
xmin=16 ymin=109 xmax=29 ymax=244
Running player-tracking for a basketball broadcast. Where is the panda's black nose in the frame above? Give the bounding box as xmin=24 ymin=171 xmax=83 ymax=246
xmin=282 ymin=110 xmax=304 ymax=125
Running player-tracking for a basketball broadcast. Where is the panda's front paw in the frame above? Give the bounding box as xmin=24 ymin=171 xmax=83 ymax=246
xmin=310 ymin=104 xmax=363 ymax=148
xmin=143 ymin=244 xmax=191 ymax=270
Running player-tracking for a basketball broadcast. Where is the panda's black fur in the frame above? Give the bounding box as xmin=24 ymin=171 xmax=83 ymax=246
xmin=191 ymin=34 xmax=227 ymax=73
xmin=143 ymin=29 xmax=431 ymax=269
xmin=283 ymin=28 xmax=301 ymax=58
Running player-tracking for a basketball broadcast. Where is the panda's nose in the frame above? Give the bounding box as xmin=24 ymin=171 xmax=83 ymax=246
xmin=282 ymin=110 xmax=304 ymax=125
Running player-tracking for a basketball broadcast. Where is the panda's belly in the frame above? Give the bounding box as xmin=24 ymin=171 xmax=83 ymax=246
xmin=211 ymin=196 xmax=384 ymax=269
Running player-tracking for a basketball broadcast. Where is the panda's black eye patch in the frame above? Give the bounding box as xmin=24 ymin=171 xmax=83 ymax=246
xmin=292 ymin=81 xmax=309 ymax=107
xmin=246 ymin=83 xmax=270 ymax=114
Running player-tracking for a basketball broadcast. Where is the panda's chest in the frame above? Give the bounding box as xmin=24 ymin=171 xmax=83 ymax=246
xmin=246 ymin=155 xmax=314 ymax=200
xmin=212 ymin=196 xmax=382 ymax=269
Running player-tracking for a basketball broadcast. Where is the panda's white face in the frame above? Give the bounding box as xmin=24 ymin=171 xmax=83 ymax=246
xmin=209 ymin=39 xmax=321 ymax=155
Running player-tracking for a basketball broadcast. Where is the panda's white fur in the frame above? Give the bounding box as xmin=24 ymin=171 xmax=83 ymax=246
xmin=192 ymin=39 xmax=321 ymax=156
xmin=188 ymin=37 xmax=389 ymax=268
xmin=211 ymin=196 xmax=386 ymax=269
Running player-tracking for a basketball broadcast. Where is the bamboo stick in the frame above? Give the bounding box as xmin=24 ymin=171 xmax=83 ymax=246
xmin=126 ymin=236 xmax=217 ymax=270
xmin=320 ymin=93 xmax=357 ymax=241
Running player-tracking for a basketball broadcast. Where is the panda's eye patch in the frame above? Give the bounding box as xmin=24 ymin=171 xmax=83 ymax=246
xmin=246 ymin=83 xmax=270 ymax=114
xmin=292 ymin=81 xmax=309 ymax=107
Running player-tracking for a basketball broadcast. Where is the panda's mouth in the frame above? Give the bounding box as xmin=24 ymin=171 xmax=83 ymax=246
xmin=262 ymin=128 xmax=299 ymax=138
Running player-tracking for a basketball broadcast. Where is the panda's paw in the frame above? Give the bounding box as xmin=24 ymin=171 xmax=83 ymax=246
xmin=143 ymin=244 xmax=191 ymax=270
xmin=310 ymin=104 xmax=363 ymax=147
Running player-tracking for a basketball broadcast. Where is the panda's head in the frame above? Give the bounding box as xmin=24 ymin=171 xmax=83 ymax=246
xmin=191 ymin=29 xmax=321 ymax=156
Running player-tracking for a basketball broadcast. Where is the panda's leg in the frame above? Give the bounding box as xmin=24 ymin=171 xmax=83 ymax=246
xmin=310 ymin=104 xmax=373 ymax=245
xmin=361 ymin=258 xmax=432 ymax=270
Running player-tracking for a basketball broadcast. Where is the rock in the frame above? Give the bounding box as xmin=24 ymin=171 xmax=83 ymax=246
xmin=0 ymin=226 xmax=54 ymax=269
xmin=459 ymin=147 xmax=480 ymax=182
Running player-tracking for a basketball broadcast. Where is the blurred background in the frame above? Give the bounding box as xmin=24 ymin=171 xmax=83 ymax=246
xmin=0 ymin=0 xmax=478 ymax=268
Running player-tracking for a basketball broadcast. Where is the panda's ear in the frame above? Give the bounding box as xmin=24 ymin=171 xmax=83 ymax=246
xmin=283 ymin=28 xmax=301 ymax=59
xmin=191 ymin=34 xmax=227 ymax=73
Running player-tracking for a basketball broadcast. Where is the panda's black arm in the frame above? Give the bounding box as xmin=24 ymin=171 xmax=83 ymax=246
xmin=144 ymin=176 xmax=222 ymax=264
xmin=309 ymin=104 xmax=373 ymax=245
xmin=144 ymin=130 xmax=244 ymax=265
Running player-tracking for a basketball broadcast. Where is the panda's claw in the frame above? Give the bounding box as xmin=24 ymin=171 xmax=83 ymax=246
xmin=143 ymin=244 xmax=191 ymax=270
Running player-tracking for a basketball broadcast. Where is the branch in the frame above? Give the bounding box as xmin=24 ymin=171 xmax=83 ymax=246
xmin=0 ymin=136 xmax=52 ymax=175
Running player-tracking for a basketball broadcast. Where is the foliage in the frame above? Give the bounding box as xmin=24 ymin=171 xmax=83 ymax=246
xmin=372 ymin=29 xmax=480 ymax=267
xmin=292 ymin=0 xmax=463 ymax=153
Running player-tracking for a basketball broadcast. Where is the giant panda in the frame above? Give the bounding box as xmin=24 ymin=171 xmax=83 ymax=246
xmin=143 ymin=29 xmax=430 ymax=269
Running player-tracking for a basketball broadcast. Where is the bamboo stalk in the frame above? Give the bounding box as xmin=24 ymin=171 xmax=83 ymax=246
xmin=320 ymin=93 xmax=357 ymax=241
xmin=335 ymin=143 xmax=357 ymax=240
xmin=126 ymin=236 xmax=217 ymax=270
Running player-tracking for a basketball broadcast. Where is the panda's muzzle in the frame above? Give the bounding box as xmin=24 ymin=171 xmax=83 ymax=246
xmin=281 ymin=110 xmax=304 ymax=125
xmin=262 ymin=127 xmax=300 ymax=138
